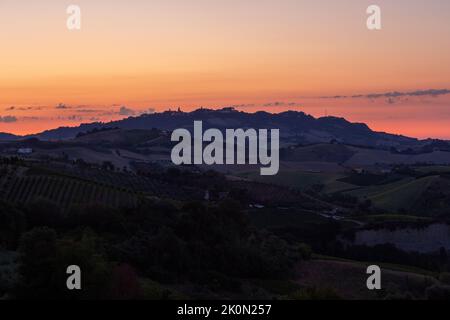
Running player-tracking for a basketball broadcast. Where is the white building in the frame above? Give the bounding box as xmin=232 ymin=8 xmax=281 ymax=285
xmin=17 ymin=148 xmax=33 ymax=155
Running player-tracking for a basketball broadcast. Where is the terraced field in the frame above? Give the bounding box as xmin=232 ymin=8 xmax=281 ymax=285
xmin=2 ymin=175 xmax=140 ymax=210
xmin=27 ymin=164 xmax=186 ymax=199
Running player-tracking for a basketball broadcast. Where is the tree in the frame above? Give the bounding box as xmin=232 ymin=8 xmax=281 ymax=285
xmin=17 ymin=227 xmax=59 ymax=298
xmin=102 ymin=161 xmax=115 ymax=171
xmin=24 ymin=198 xmax=62 ymax=229
xmin=0 ymin=201 xmax=26 ymax=249
xmin=426 ymin=285 xmax=450 ymax=300
xmin=109 ymin=264 xmax=142 ymax=300
xmin=17 ymin=227 xmax=112 ymax=299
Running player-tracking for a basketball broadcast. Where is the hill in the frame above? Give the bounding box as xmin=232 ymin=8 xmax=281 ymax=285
xmin=0 ymin=133 xmax=20 ymax=141
xmin=11 ymin=108 xmax=424 ymax=148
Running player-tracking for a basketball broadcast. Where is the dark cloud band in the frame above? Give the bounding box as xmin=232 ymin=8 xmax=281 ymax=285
xmin=321 ymin=89 xmax=450 ymax=100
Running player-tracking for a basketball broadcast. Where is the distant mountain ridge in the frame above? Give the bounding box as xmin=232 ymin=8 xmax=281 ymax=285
xmin=0 ymin=108 xmax=426 ymax=147
xmin=0 ymin=132 xmax=20 ymax=141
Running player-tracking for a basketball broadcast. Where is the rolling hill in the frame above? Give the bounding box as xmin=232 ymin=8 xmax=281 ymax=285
xmin=2 ymin=108 xmax=424 ymax=148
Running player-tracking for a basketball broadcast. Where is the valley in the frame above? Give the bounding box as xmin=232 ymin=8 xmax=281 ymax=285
xmin=1 ymin=109 xmax=450 ymax=300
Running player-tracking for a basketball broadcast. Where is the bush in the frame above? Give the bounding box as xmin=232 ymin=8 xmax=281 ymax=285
xmin=0 ymin=252 xmax=19 ymax=298
xmin=66 ymin=204 xmax=125 ymax=234
xmin=17 ymin=227 xmax=112 ymax=299
xmin=439 ymin=273 xmax=450 ymax=285
xmin=0 ymin=201 xmax=26 ymax=249
xmin=296 ymin=243 xmax=312 ymax=260
xmin=109 ymin=264 xmax=142 ymax=300
xmin=426 ymin=284 xmax=450 ymax=300
xmin=24 ymin=199 xmax=62 ymax=229
xmin=17 ymin=227 xmax=59 ymax=298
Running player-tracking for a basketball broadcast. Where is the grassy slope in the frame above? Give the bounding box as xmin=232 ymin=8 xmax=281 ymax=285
xmin=295 ymin=256 xmax=438 ymax=300
xmin=334 ymin=175 xmax=438 ymax=214
xmin=241 ymin=170 xmax=347 ymax=191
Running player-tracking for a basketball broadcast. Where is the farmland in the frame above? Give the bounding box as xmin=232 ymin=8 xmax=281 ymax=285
xmin=2 ymin=173 xmax=140 ymax=210
xmin=2 ymin=129 xmax=450 ymax=300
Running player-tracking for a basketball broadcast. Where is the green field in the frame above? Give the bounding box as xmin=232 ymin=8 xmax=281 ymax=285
xmin=239 ymin=165 xmax=448 ymax=216
xmin=414 ymin=165 xmax=450 ymax=174
xmin=355 ymin=214 xmax=433 ymax=224
xmin=346 ymin=176 xmax=438 ymax=212
xmin=248 ymin=207 xmax=329 ymax=228
xmin=240 ymin=170 xmax=348 ymax=192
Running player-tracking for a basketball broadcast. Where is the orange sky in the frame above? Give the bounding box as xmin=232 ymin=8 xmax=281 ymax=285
xmin=1 ymin=0 xmax=450 ymax=138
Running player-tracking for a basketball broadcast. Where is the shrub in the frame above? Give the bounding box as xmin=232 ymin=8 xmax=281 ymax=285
xmin=439 ymin=273 xmax=450 ymax=285
xmin=426 ymin=284 xmax=450 ymax=300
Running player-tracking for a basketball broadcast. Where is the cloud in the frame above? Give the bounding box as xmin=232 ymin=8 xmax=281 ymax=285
xmin=119 ymin=106 xmax=156 ymax=116
xmin=21 ymin=116 xmax=41 ymax=120
xmin=227 ymin=103 xmax=255 ymax=109
xmin=118 ymin=106 xmax=136 ymax=116
xmin=225 ymin=102 xmax=302 ymax=109
xmin=365 ymin=89 xmax=450 ymax=99
xmin=321 ymin=89 xmax=450 ymax=101
xmin=5 ymin=106 xmax=43 ymax=111
xmin=141 ymin=107 xmax=155 ymax=115
xmin=67 ymin=115 xmax=83 ymax=121
xmin=77 ymin=109 xmax=100 ymax=113
xmin=0 ymin=116 xmax=18 ymax=123
xmin=386 ymin=97 xmax=397 ymax=104
xmin=263 ymin=101 xmax=301 ymax=107
xmin=56 ymin=103 xmax=69 ymax=109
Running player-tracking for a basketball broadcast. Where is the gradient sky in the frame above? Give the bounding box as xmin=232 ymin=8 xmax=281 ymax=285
xmin=1 ymin=0 xmax=450 ymax=138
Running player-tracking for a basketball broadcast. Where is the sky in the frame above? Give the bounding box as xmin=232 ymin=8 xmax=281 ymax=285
xmin=1 ymin=0 xmax=450 ymax=138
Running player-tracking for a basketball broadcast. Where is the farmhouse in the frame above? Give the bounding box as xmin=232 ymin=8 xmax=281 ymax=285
xmin=17 ymin=148 xmax=33 ymax=155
